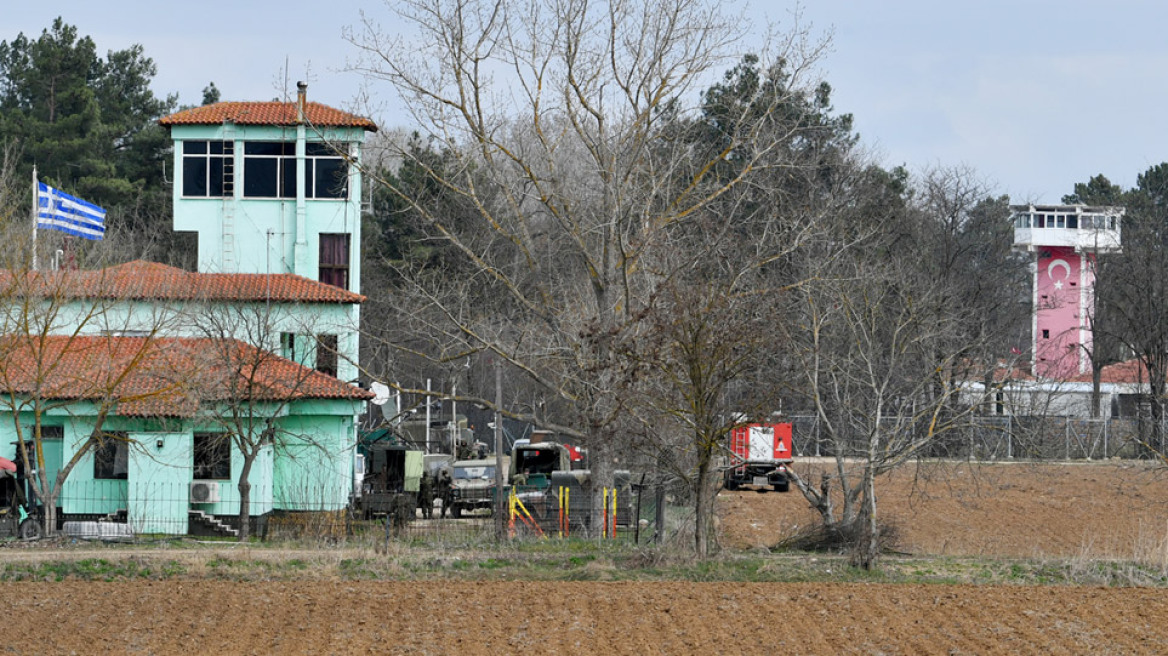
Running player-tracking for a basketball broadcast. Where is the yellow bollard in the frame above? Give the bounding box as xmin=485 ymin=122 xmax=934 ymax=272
xmin=611 ymin=487 xmax=617 ymax=539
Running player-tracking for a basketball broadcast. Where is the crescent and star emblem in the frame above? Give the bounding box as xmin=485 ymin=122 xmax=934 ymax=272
xmin=1047 ymin=258 xmax=1071 ymax=290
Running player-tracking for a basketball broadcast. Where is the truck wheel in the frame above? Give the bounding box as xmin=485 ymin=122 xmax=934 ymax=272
xmin=724 ymin=477 xmax=739 ymax=491
xmin=774 ymin=481 xmax=790 ymax=493
xmin=19 ymin=518 xmax=42 ymax=540
xmin=452 ymin=505 xmax=462 ymax=519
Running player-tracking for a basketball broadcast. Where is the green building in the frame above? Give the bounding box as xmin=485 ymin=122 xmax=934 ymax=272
xmin=0 ymin=86 xmax=378 ymax=536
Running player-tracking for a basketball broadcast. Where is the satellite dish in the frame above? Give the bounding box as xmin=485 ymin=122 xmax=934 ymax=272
xmin=370 ymin=382 xmax=390 ymax=406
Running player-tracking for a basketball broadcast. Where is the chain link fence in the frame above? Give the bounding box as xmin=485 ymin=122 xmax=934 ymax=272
xmin=26 ymin=477 xmax=679 ymax=547
xmin=786 ymin=414 xmax=1167 ymax=461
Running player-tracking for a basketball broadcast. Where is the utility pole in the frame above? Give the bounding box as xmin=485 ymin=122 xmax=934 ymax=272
xmin=494 ymin=358 xmax=505 ymax=541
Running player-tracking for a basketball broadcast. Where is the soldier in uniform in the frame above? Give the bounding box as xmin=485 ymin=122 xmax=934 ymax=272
xmin=391 ymin=493 xmax=413 ymax=535
xmin=438 ymin=469 xmax=454 ymax=518
xmin=417 ymin=471 xmax=435 ymax=519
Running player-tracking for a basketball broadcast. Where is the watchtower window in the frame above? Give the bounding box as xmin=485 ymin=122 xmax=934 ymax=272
xmin=182 ymin=141 xmax=234 ymax=197
xmin=243 ymin=142 xmax=296 ymax=198
xmin=305 ymin=143 xmax=349 ymax=199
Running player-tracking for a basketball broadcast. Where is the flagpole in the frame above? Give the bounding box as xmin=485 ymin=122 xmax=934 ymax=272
xmin=31 ymin=165 xmax=38 ymax=271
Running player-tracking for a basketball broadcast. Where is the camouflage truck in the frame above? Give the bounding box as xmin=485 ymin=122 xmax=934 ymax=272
xmin=357 ymin=443 xmax=423 ymax=520
xmin=449 ymin=456 xmax=510 ymax=518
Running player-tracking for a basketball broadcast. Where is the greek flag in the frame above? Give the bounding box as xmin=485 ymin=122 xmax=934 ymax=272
xmin=36 ymin=182 xmax=106 ymax=240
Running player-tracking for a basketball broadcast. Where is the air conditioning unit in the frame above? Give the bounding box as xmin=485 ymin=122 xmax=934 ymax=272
xmin=190 ymin=480 xmax=221 ymax=504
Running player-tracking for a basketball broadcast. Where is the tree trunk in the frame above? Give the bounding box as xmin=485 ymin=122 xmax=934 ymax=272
xmin=590 ymin=434 xmax=614 ymax=540
xmin=38 ymin=489 xmax=58 ymax=538
xmin=1091 ymin=359 xmax=1103 ymax=419
xmin=237 ymin=455 xmax=254 ymax=541
xmin=852 ymin=465 xmax=879 ymax=570
xmin=693 ymin=445 xmax=716 ymax=558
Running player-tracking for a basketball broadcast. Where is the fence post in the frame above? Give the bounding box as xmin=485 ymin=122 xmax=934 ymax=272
xmin=633 ymin=473 xmax=645 ymax=545
xmin=602 ymin=488 xmax=609 ymax=539
xmin=653 ymin=485 xmax=665 ymax=544
xmin=1065 ymin=420 xmax=1071 ymax=460
xmin=1104 ymin=417 xmax=1109 ymax=458
xmin=1007 ymin=415 xmax=1013 ymax=459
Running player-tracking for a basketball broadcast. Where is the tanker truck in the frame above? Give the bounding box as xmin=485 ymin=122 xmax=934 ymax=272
xmin=723 ymin=422 xmax=794 ymax=493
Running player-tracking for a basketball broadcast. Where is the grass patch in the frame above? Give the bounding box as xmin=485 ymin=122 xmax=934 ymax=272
xmin=2 ymin=557 xmax=186 ymax=582
xmin=2 ymin=540 xmax=1167 ymax=586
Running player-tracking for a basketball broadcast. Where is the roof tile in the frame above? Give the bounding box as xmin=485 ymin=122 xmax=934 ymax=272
xmin=160 ymin=101 xmax=377 ymax=131
xmin=0 ymin=335 xmax=373 ymax=418
xmin=0 ymin=261 xmax=365 ymax=304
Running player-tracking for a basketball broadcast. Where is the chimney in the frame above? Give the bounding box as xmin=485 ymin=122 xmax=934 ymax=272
xmin=296 ymin=81 xmax=307 ymax=124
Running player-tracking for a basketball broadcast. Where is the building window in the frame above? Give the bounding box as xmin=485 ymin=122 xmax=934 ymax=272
xmin=316 ymin=334 xmax=339 ymax=378
xmin=243 ymin=141 xmax=296 ymax=198
xmin=94 ymin=433 xmax=129 ymax=480
xmin=1042 ymin=329 xmax=1050 ymax=339
xmin=280 ymin=332 xmax=297 ymax=361
xmin=28 ymin=425 xmax=63 ymax=440
xmin=305 ymin=143 xmax=349 ymax=199
xmin=182 ymin=141 xmax=234 ymax=197
xmin=319 ymin=233 xmax=350 ymax=289
xmin=194 ymin=433 xmax=232 ymax=480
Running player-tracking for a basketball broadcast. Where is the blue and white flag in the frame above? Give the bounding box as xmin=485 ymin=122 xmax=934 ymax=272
xmin=36 ymin=181 xmax=106 ymax=241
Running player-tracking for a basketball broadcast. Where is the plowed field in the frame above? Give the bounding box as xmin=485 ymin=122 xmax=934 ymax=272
xmin=720 ymin=460 xmax=1168 ymax=559
xmin=4 ymin=461 xmax=1168 ymax=654
xmin=4 ymin=580 xmax=1168 ymax=654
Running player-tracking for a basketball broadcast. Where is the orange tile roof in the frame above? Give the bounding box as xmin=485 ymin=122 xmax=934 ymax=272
xmin=160 ymin=101 xmax=377 ymax=131
xmin=0 ymin=335 xmax=372 ymax=418
xmin=1067 ymin=359 xmax=1158 ymax=385
xmin=0 ymin=261 xmax=365 ymax=304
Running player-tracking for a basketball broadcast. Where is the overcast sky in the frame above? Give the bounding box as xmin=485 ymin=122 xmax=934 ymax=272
xmin=7 ymin=1 xmax=1166 ymax=202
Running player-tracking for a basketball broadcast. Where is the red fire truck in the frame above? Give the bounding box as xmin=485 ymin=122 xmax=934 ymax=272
xmin=724 ymin=422 xmax=794 ymax=493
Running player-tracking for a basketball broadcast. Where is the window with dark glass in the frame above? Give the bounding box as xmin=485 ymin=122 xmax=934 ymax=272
xmin=305 ymin=143 xmax=349 ymax=199
xmin=94 ymin=433 xmax=129 ymax=480
xmin=280 ymin=332 xmax=297 ymax=361
xmin=316 ymin=334 xmax=339 ymax=378
xmin=30 ymin=425 xmax=63 ymax=440
xmin=194 ymin=432 xmax=231 ymax=480
xmin=319 ymin=233 xmax=350 ymax=290
xmin=243 ymin=142 xmax=296 ymax=198
xmin=182 ymin=141 xmax=234 ymax=197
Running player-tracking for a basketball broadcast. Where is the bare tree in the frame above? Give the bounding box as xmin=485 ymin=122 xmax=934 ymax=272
xmin=348 ymin=0 xmax=836 ymax=527
xmin=190 ymin=302 xmax=368 ymax=541
xmin=782 ymin=234 xmax=1007 ymax=568
xmin=0 ymin=256 xmax=178 ymax=537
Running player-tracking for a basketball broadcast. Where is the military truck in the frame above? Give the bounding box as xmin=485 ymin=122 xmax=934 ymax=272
xmin=448 ymin=456 xmax=509 ymax=518
xmin=356 ymin=442 xmax=423 ymax=520
xmin=509 ymin=441 xmax=571 ymax=489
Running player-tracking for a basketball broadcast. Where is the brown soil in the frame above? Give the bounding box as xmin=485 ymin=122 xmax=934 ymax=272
xmin=4 ymin=580 xmax=1168 ymax=654
xmin=4 ymin=461 xmax=1168 ymax=654
xmin=720 ymin=460 xmax=1168 ymax=559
